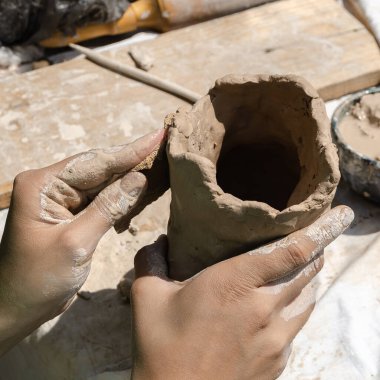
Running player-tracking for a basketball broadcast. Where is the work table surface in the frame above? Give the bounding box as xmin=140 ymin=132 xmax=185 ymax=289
xmin=0 ymin=0 xmax=380 ymax=378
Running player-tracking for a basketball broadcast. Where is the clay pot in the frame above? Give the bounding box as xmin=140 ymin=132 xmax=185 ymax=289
xmin=166 ymin=74 xmax=340 ymax=281
xmin=331 ymin=87 xmax=380 ymax=204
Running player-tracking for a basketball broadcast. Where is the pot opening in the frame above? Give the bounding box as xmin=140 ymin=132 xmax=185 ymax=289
xmin=217 ymin=141 xmax=300 ymax=210
xmin=211 ymin=82 xmax=307 ymax=211
xmin=177 ymin=79 xmax=321 ymax=211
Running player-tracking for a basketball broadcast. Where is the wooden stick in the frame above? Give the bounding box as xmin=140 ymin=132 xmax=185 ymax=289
xmin=69 ymin=43 xmax=202 ymax=103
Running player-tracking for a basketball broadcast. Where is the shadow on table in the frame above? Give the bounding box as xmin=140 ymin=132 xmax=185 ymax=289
xmin=0 ymin=288 xmax=133 ymax=380
xmin=332 ymin=180 xmax=380 ymax=236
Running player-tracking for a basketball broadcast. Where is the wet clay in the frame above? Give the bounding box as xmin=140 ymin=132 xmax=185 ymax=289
xmin=166 ymin=74 xmax=340 ymax=281
xmin=338 ymin=93 xmax=380 ymax=161
xmin=115 ymin=133 xmax=169 ymax=232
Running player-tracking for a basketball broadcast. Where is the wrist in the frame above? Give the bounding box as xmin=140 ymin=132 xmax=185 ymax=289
xmin=0 ymin=297 xmax=45 ymax=356
xmin=0 ymin=270 xmax=49 ymax=356
xmin=132 ymin=360 xmax=202 ymax=380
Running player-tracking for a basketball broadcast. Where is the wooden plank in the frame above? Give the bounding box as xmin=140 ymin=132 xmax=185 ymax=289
xmin=0 ymin=0 xmax=379 ymax=186
xmin=129 ymin=0 xmax=379 ymax=99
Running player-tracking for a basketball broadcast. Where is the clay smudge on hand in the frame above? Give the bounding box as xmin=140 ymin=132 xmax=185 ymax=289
xmin=280 ymin=275 xmax=319 ymax=322
xmin=248 ymin=206 xmax=354 ymax=260
xmin=40 ymin=173 xmax=84 ymax=224
xmin=253 ymin=207 xmax=353 ymax=320
xmin=91 ymin=172 xmax=147 ymax=225
xmin=256 ymin=255 xmax=321 ymax=322
xmin=58 ymin=129 xmax=165 ymax=190
xmin=71 ymin=247 xmax=92 ymax=291
xmin=303 ymin=206 xmax=354 ymax=259
xmin=258 ymin=255 xmax=321 ymax=296
xmin=40 ymin=247 xmax=92 ymax=300
xmin=248 ymin=236 xmax=300 ymax=257
xmin=38 ymin=129 xmax=165 ymax=224
xmin=252 ymin=207 xmax=354 ymax=294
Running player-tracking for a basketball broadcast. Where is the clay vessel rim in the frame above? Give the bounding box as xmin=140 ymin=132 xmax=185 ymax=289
xmin=177 ymin=151 xmax=334 ymax=217
xmin=212 ymin=73 xmax=320 ymax=99
xmin=332 ymin=86 xmax=380 ymax=168
xmin=168 ymin=73 xmax=340 ymax=216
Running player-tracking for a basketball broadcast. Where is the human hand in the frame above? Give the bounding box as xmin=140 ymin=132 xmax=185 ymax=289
xmin=131 ymin=206 xmax=354 ymax=380
xmin=0 ymin=129 xmax=165 ymax=355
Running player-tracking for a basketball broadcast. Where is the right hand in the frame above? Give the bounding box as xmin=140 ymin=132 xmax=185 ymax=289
xmin=131 ymin=206 xmax=354 ymax=380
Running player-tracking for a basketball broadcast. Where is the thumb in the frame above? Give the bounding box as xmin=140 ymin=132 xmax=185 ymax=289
xmin=134 ymin=235 xmax=169 ymax=280
xmin=64 ymin=171 xmax=147 ymax=249
xmin=214 ymin=206 xmax=354 ymax=289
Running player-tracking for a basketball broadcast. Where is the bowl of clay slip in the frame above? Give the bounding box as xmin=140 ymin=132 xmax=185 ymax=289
xmin=332 ymin=87 xmax=380 ymax=203
xmin=166 ymin=74 xmax=340 ymax=280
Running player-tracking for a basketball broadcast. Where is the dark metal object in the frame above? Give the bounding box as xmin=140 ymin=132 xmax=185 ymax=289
xmin=331 ymin=87 xmax=380 ymax=204
xmin=0 ymin=0 xmax=131 ymax=44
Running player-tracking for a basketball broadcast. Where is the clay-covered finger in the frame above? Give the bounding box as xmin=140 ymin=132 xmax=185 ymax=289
xmin=225 ymin=206 xmax=354 ymax=288
xmin=278 ymin=293 xmax=317 ymax=344
xmin=41 ymin=175 xmax=86 ymax=211
xmin=258 ymin=255 xmax=322 ymax=308
xmin=64 ymin=172 xmax=147 ymax=251
xmin=47 ymin=129 xmax=165 ymax=191
xmin=92 ymin=172 xmax=147 ymax=226
xmin=260 ymin=301 xmax=315 ymax=368
xmin=134 ymin=235 xmax=169 ymax=279
xmin=258 ymin=293 xmax=316 ymax=369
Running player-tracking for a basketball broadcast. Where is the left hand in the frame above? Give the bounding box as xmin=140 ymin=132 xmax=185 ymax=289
xmin=0 ymin=129 xmax=165 ymax=355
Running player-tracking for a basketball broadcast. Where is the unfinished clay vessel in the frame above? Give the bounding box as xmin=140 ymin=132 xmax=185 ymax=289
xmin=166 ymin=74 xmax=340 ymax=280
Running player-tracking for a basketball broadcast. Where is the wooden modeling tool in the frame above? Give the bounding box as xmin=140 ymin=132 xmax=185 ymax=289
xmin=69 ymin=43 xmax=202 ymax=103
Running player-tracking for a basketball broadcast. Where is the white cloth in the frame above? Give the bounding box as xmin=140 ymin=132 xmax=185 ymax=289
xmin=281 ymin=182 xmax=380 ymax=379
xmin=280 ymin=98 xmax=380 ymax=379
xmin=356 ymin=0 xmax=380 ymax=44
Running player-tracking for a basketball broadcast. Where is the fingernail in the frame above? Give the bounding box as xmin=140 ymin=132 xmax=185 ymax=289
xmin=105 ymin=129 xmax=167 ymax=158
xmin=305 ymin=206 xmax=354 ymax=253
xmin=155 ymin=235 xmax=167 ymax=246
xmin=120 ymin=172 xmax=147 ymax=198
xmin=340 ymin=206 xmax=355 ymax=229
xmin=139 ymin=128 xmax=166 ymax=147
